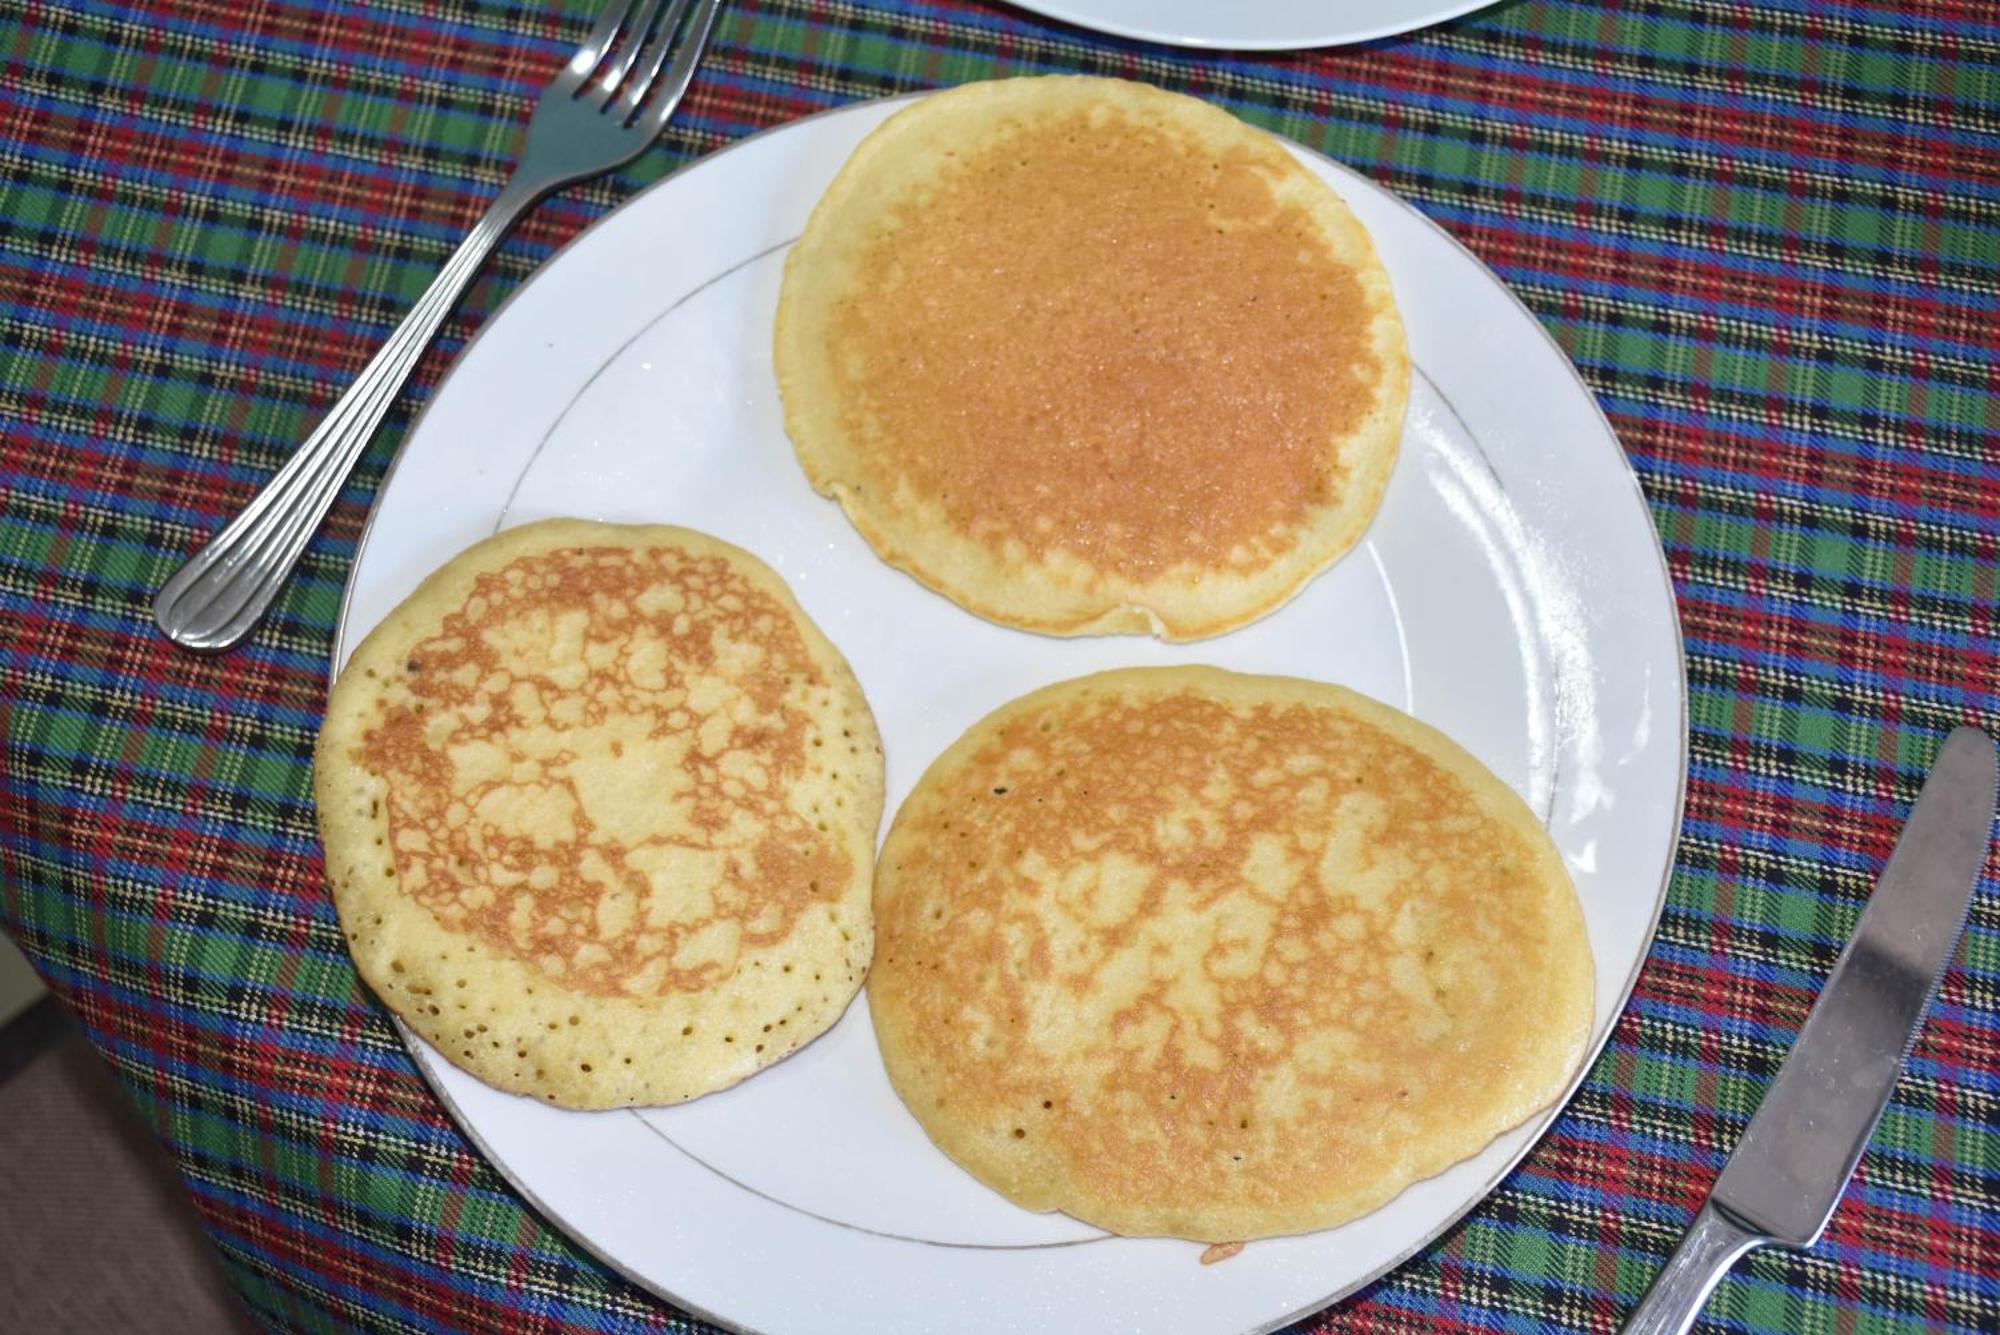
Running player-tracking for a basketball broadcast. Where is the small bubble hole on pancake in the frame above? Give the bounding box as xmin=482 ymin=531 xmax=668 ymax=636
xmin=869 ymin=667 xmax=1592 ymax=1241
xmin=315 ymin=519 xmax=885 ymax=1110
xmin=776 ymin=76 xmax=1409 ymax=641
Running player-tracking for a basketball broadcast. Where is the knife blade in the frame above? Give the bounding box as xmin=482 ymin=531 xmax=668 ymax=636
xmin=1621 ymin=724 xmax=1997 ymax=1335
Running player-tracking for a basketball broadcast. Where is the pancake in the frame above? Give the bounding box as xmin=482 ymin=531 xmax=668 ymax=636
xmin=869 ymin=667 xmax=1592 ymax=1240
xmin=774 ymin=76 xmax=1408 ymax=641
xmin=315 ymin=518 xmax=884 ymax=1110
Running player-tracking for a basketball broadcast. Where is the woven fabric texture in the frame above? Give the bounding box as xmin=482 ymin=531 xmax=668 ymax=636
xmin=0 ymin=1 xmax=1994 ymax=1331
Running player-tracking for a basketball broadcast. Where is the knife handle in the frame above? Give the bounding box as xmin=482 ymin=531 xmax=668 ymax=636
xmin=1621 ymin=1203 xmax=1770 ymax=1335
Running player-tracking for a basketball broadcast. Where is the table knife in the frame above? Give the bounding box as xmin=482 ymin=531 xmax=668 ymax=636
xmin=1621 ymin=725 xmax=1997 ymax=1335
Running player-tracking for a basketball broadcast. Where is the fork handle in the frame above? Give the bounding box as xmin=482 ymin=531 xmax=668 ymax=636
xmin=1620 ymin=1203 xmax=1770 ymax=1335
xmin=152 ymin=175 xmax=544 ymax=653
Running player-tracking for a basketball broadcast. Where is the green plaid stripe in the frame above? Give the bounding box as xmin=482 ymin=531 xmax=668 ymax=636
xmin=1 ymin=1 xmax=1994 ymax=1331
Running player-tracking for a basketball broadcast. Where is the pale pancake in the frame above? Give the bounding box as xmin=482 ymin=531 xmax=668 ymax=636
xmin=775 ymin=77 xmax=1408 ymax=641
xmin=870 ymin=667 xmax=1592 ymax=1240
xmin=315 ymin=519 xmax=883 ymax=1110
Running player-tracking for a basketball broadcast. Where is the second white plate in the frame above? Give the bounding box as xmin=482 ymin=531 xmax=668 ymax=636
xmin=1006 ymin=0 xmax=1500 ymax=50
xmin=335 ymin=96 xmax=1684 ymax=1335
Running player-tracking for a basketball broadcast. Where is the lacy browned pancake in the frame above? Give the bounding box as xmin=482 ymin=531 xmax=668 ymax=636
xmin=869 ymin=667 xmax=1592 ymax=1240
xmin=775 ymin=76 xmax=1407 ymax=641
xmin=315 ymin=519 xmax=883 ymax=1109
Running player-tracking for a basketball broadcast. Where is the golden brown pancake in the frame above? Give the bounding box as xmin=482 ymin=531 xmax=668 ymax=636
xmin=315 ymin=519 xmax=883 ymax=1109
xmin=775 ymin=76 xmax=1407 ymax=641
xmin=869 ymin=667 xmax=1592 ymax=1240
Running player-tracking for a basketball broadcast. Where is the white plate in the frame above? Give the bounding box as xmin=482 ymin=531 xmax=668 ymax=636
xmin=1007 ymin=0 xmax=1499 ymax=50
xmin=335 ymin=98 xmax=1684 ymax=1335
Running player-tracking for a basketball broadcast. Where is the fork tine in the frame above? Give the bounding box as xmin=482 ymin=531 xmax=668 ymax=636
xmin=592 ymin=0 xmax=670 ymax=103
xmin=611 ymin=0 xmax=691 ymax=120
xmin=624 ymin=0 xmax=723 ymax=132
xmin=562 ymin=0 xmax=639 ymax=84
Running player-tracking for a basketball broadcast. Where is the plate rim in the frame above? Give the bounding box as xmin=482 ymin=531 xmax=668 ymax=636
xmin=330 ymin=91 xmax=1688 ymax=1335
xmin=1002 ymin=0 xmax=1502 ymax=50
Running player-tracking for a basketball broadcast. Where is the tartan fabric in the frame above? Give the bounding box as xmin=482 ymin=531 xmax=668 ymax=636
xmin=0 ymin=0 xmax=1994 ymax=1330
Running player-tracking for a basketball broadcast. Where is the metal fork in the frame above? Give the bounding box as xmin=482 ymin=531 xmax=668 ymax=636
xmin=153 ymin=0 xmax=724 ymax=653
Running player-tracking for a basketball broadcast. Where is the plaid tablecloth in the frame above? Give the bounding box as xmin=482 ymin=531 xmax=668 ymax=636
xmin=1 ymin=1 xmax=1994 ymax=1331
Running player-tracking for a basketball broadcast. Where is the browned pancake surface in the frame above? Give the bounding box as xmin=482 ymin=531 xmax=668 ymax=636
xmin=830 ymin=105 xmax=1380 ymax=579
xmin=869 ymin=667 xmax=1592 ymax=1239
xmin=776 ymin=78 xmax=1408 ymax=639
xmin=359 ymin=542 xmax=848 ymax=996
xmin=317 ymin=519 xmax=883 ymax=1109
